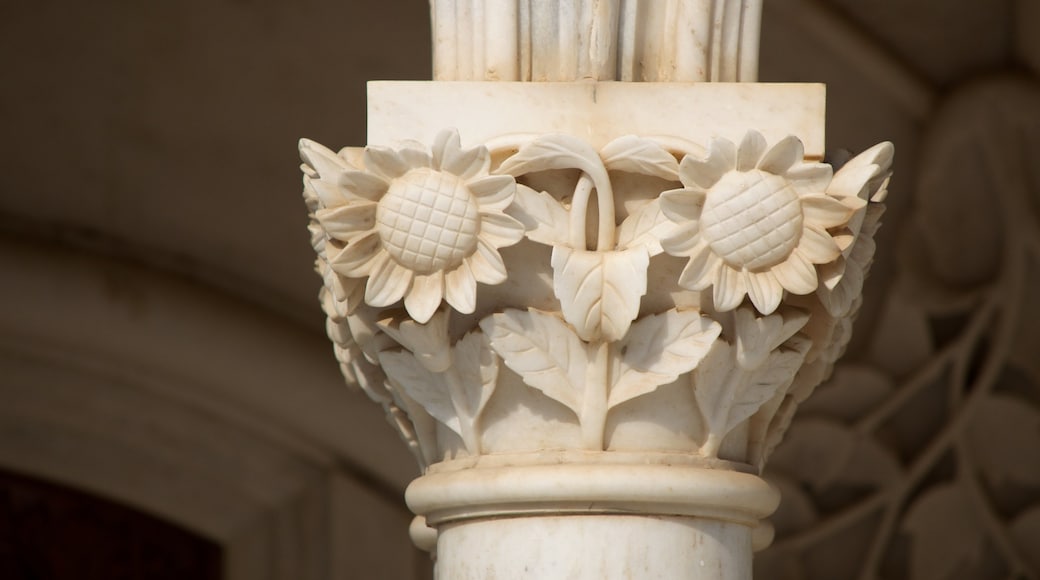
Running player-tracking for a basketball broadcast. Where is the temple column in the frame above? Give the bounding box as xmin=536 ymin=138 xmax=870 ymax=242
xmin=299 ymin=2 xmax=893 ymax=578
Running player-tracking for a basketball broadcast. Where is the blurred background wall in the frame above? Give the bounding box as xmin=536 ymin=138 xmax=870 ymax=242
xmin=1 ymin=0 xmax=1038 ymax=578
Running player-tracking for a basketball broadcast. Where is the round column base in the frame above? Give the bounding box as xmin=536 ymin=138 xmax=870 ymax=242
xmin=407 ymin=459 xmax=780 ymax=579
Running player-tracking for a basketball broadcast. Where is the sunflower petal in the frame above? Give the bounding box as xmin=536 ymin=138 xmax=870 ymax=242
xmin=660 ymin=188 xmax=707 ymax=223
xmin=713 ymin=265 xmax=747 ymax=311
xmin=431 ymin=130 xmax=459 ymax=170
xmin=468 ymin=239 xmax=508 ymax=284
xmin=680 ymin=138 xmax=736 ymax=188
xmin=818 ymin=256 xmax=847 ymax=291
xmin=329 ymin=232 xmax=383 ymax=277
xmin=442 ymin=137 xmax=490 ymax=179
xmin=785 ymin=163 xmax=832 ymax=196
xmin=738 ymin=131 xmax=768 ymax=171
xmin=745 ymin=270 xmax=782 ymax=314
xmin=307 ymin=178 xmax=349 ymax=208
xmin=344 ymin=277 xmax=366 ymax=314
xmin=300 ymin=139 xmax=351 ymax=178
xmin=397 ymin=146 xmax=432 ymax=170
xmin=662 ymin=222 xmax=702 ymax=256
xmin=799 ymin=225 xmax=842 ymax=263
xmin=324 ymin=273 xmax=365 ymax=319
xmin=677 ymin=243 xmax=720 ymax=291
xmin=818 ymin=261 xmax=861 ymax=317
xmin=364 ymin=147 xmax=411 ymax=180
xmin=324 ymin=267 xmax=349 ymax=302
xmin=404 ymin=271 xmax=444 ymax=323
xmin=832 ymin=230 xmax=856 ymax=253
xmin=801 ymin=194 xmax=855 ymax=229
xmin=827 ymin=164 xmax=875 ymax=199
xmin=758 ymin=136 xmax=804 ymax=174
xmin=444 ymin=262 xmax=478 ymax=313
xmin=365 ymin=259 xmax=412 ymax=306
xmin=478 ymin=211 xmax=526 ymax=247
xmin=316 ymin=203 xmax=377 ymax=240
xmin=839 ymin=258 xmax=863 ymax=296
xmin=338 ymin=171 xmax=389 ymax=201
xmin=773 ymin=252 xmax=818 ymax=295
xmin=469 ymin=175 xmax=516 ymax=210
xmin=338 ymin=147 xmax=365 ymax=168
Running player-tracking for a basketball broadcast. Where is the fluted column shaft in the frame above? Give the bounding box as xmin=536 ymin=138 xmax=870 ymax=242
xmin=431 ymin=0 xmax=763 ymax=82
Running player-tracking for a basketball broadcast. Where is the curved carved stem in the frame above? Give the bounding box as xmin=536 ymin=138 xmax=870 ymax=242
xmin=569 ymin=173 xmax=596 ymax=249
xmin=592 ymin=170 xmax=616 ymax=252
xmin=581 ymin=341 xmax=611 ymax=450
xmin=568 ymin=170 xmax=617 ymax=251
xmin=700 ymin=369 xmax=751 ymax=457
xmin=445 ymin=365 xmax=483 ymax=454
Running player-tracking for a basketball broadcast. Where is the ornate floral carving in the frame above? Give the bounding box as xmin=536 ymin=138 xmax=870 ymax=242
xmin=660 ymin=133 xmax=864 ymax=315
xmin=301 ymin=130 xmax=525 ymax=324
xmin=481 ymin=308 xmax=720 ymax=450
xmin=300 ymin=128 xmax=892 ymax=468
xmin=496 ymin=134 xmax=684 ymax=342
xmin=379 ymin=310 xmax=498 ymax=454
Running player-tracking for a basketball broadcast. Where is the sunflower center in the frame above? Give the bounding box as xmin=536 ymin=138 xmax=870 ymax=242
xmin=700 ymin=170 xmax=803 ymax=270
xmin=376 ymin=168 xmax=481 ymax=274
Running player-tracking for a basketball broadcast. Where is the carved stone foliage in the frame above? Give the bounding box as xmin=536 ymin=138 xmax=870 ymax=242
xmin=300 ymin=128 xmax=892 ymax=470
xmin=757 ymin=79 xmax=1040 ymax=580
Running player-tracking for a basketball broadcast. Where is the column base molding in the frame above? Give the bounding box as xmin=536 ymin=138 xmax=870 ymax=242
xmin=408 ymin=459 xmax=778 ymax=529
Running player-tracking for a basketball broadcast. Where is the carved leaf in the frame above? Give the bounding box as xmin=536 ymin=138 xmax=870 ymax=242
xmin=600 ymin=135 xmax=680 ymax=181
xmin=965 ymin=394 xmax=1040 ymax=487
xmin=480 ymin=309 xmax=588 ymax=415
xmin=727 ymin=346 xmax=808 ymax=430
xmin=507 ymin=184 xmax=571 ymax=246
xmin=615 ymin=199 xmax=676 ymax=255
xmin=695 ymin=340 xmax=810 ymax=447
xmin=902 ymin=484 xmax=986 ymax=580
xmin=693 ymin=342 xmax=740 ymax=442
xmin=497 ymin=134 xmax=605 ymax=179
xmin=453 ymin=329 xmax=498 ymax=422
xmin=761 ymin=395 xmax=799 ymax=466
xmin=379 ymin=350 xmax=460 ymax=436
xmin=609 ymin=310 xmax=721 ymax=408
xmin=734 ymin=307 xmax=809 ymax=371
xmin=551 ymin=247 xmax=650 ymax=342
xmin=376 ymin=311 xmax=451 ymax=372
xmin=386 ymin=387 xmax=440 ymax=468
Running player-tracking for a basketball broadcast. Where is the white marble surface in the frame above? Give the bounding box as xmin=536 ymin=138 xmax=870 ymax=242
xmin=436 ymin=515 xmax=753 ymax=579
xmin=431 ymin=0 xmax=763 ymax=82
xmin=368 ymin=82 xmax=826 ymax=157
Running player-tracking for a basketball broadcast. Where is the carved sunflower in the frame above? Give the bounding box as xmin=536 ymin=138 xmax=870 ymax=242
xmin=301 ymin=130 xmax=525 ymax=323
xmin=660 ymin=131 xmax=861 ymax=315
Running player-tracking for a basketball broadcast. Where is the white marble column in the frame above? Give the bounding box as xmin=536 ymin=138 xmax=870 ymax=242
xmin=431 ymin=0 xmax=762 ymax=81
xmin=300 ymin=2 xmax=892 ymax=578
